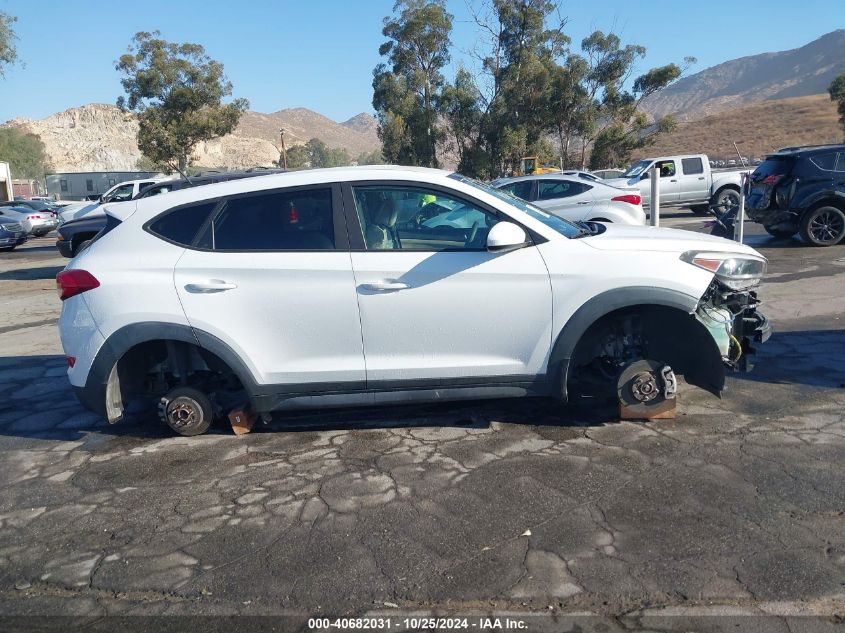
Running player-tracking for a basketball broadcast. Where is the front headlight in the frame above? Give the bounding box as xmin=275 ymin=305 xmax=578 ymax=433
xmin=680 ymin=251 xmax=767 ymax=290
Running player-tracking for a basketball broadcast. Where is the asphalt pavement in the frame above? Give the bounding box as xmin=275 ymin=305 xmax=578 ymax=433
xmin=0 ymin=222 xmax=842 ymax=631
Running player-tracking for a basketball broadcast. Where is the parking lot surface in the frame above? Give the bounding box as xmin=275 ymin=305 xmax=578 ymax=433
xmin=0 ymin=224 xmax=843 ymax=628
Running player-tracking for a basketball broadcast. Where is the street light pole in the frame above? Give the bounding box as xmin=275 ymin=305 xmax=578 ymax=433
xmin=279 ymin=128 xmax=288 ymax=170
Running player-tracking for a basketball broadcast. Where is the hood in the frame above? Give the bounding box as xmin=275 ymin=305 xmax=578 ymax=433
xmin=582 ymin=223 xmax=763 ymax=257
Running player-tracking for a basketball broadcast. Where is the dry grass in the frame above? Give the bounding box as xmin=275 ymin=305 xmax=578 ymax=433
xmin=639 ymin=94 xmax=843 ymax=160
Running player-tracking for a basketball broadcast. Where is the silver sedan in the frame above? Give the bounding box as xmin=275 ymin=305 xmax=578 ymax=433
xmin=492 ymin=174 xmax=646 ymax=225
xmin=0 ymin=206 xmax=59 ymax=236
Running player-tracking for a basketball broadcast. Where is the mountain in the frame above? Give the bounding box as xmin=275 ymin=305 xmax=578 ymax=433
xmin=341 ymin=113 xmax=378 ymax=135
xmin=636 ymin=94 xmax=842 ymax=161
xmin=1 ymin=104 xmax=380 ymax=173
xmin=234 ymin=107 xmax=379 ymax=157
xmin=643 ymin=30 xmax=845 ymax=120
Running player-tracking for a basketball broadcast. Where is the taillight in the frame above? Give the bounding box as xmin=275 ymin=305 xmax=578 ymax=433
xmin=56 ymin=269 xmax=100 ymax=301
xmin=760 ymin=174 xmax=783 ymax=185
xmin=28 ymin=215 xmax=40 ymax=219
xmin=611 ymin=194 xmax=642 ymax=206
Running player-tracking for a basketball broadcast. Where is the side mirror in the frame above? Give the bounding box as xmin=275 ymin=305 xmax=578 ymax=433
xmin=487 ymin=222 xmax=528 ymax=252
xmin=640 ymin=172 xmax=650 ymax=181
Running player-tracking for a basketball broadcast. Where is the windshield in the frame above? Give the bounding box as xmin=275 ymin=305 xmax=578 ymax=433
xmin=623 ymin=160 xmax=652 ymax=178
xmin=448 ymin=173 xmax=584 ymax=238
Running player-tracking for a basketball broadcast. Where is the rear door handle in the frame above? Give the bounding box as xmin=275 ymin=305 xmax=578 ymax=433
xmin=576 ymin=201 xmax=591 ymax=205
xmin=360 ymin=281 xmax=410 ymax=292
xmin=698 ymin=176 xmax=705 ymax=180
xmin=185 ymin=280 xmax=238 ymax=293
xmin=670 ymin=179 xmax=677 ymax=182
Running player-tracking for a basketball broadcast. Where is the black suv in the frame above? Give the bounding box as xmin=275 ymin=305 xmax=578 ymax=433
xmin=56 ymin=169 xmax=285 ymax=257
xmin=745 ymin=144 xmax=845 ymax=246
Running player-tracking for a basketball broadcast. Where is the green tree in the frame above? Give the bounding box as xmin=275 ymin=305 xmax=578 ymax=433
xmin=0 ymin=128 xmax=50 ymax=178
xmin=442 ymin=0 xmax=567 ymax=178
xmin=0 ymin=11 xmax=18 ymax=78
xmin=574 ymin=31 xmax=693 ymax=168
xmin=116 ymin=31 xmax=248 ymax=177
xmin=372 ymin=0 xmax=453 ymax=167
xmin=356 ymin=149 xmax=385 ymax=165
xmin=829 ymin=75 xmax=845 ymax=139
xmin=285 ymin=138 xmax=351 ymax=170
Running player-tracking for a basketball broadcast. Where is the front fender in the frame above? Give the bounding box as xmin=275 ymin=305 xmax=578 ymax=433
xmin=549 ymin=287 xmax=725 ymax=401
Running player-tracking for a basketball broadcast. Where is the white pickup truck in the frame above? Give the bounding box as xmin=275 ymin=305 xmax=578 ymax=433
xmin=606 ymin=154 xmax=748 ymax=216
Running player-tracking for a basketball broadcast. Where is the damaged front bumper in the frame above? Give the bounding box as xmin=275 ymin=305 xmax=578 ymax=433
xmin=695 ymin=281 xmax=771 ymax=372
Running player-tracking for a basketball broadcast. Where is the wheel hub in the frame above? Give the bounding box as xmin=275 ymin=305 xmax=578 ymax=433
xmin=631 ymin=372 xmax=660 ymax=402
xmin=167 ymin=397 xmax=200 ymax=429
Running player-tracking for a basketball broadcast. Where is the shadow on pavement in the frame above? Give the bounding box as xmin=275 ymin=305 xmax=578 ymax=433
xmin=0 ymin=355 xmax=617 ymax=442
xmin=732 ymin=329 xmax=845 ymax=389
xmin=0 ymin=265 xmax=65 ymax=280
xmin=3 ymin=331 xmax=841 ymax=442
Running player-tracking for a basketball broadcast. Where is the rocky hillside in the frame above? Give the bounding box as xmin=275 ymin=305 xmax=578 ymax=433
xmin=637 ymin=94 xmax=842 ymax=161
xmin=643 ymin=30 xmax=845 ymax=121
xmin=1 ymin=104 xmax=380 ymax=173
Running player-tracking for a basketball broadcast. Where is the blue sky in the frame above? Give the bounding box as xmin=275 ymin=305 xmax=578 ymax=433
xmin=0 ymin=0 xmax=840 ymax=124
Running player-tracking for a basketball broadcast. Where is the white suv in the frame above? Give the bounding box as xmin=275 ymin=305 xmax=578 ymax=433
xmin=57 ymin=166 xmax=771 ymax=436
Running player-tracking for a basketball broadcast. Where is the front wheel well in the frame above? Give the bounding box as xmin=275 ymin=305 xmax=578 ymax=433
xmin=563 ymin=304 xmax=724 ymax=399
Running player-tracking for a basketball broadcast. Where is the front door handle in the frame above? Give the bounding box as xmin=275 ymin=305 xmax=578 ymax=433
xmin=360 ymin=281 xmax=410 ymax=292
xmin=698 ymin=176 xmax=705 ymax=180
xmin=670 ymin=179 xmax=677 ymax=182
xmin=576 ymin=201 xmax=591 ymax=205
xmin=185 ymin=280 xmax=238 ymax=293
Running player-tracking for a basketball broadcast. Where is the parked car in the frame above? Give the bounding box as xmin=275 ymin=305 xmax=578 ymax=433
xmin=0 ymin=216 xmax=27 ymax=251
xmin=591 ymin=168 xmax=626 ymax=180
xmin=55 ymin=170 xmax=287 ymax=258
xmin=58 ymin=177 xmax=167 ymax=224
xmin=561 ymin=170 xmax=601 ymax=182
xmin=0 ymin=198 xmax=57 ymax=216
xmin=58 ymin=166 xmax=770 ymax=436
xmin=0 ymin=206 xmax=58 ymax=236
xmin=606 ymin=154 xmax=748 ymax=215
xmin=491 ymin=174 xmax=645 ymax=225
xmin=744 ymin=144 xmax=845 ymax=246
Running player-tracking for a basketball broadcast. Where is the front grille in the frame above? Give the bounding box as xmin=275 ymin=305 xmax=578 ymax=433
xmin=2 ymin=222 xmax=23 ymax=233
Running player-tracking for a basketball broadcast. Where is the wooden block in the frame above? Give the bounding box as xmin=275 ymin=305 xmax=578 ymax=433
xmin=620 ymin=397 xmax=677 ymax=420
xmin=228 ymin=405 xmax=257 ymax=435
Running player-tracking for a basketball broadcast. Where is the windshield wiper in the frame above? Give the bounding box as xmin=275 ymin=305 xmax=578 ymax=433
xmin=571 ymin=221 xmax=594 ymax=238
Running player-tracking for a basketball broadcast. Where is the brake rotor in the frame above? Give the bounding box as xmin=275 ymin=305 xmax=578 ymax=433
xmin=617 ymin=360 xmax=677 ymax=420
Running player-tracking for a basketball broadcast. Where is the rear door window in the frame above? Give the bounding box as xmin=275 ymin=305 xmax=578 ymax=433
xmin=836 ymin=153 xmax=845 ymax=173
xmin=199 ymin=187 xmax=335 ymax=251
xmin=537 ymin=180 xmax=591 ymax=200
xmin=681 ymin=157 xmax=703 ymax=174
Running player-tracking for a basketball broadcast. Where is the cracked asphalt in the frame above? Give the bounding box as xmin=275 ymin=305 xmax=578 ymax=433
xmin=0 ymin=222 xmax=843 ymax=630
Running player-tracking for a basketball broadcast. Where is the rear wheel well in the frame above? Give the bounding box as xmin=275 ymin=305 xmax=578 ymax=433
xmin=805 ymin=198 xmax=845 ymax=214
xmin=564 ymin=304 xmax=724 ymax=398
xmin=114 ymin=339 xmax=245 ymax=415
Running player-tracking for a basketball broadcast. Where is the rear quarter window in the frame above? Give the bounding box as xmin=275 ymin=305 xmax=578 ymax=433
xmin=810 ymin=152 xmax=838 ymax=171
xmin=147 ymin=201 xmax=218 ymax=246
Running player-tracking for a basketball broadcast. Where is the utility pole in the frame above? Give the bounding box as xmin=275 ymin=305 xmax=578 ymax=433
xmin=279 ymin=128 xmax=288 ymax=170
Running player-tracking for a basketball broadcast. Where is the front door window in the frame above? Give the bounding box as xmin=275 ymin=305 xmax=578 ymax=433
xmin=352 ymin=185 xmax=500 ymax=251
